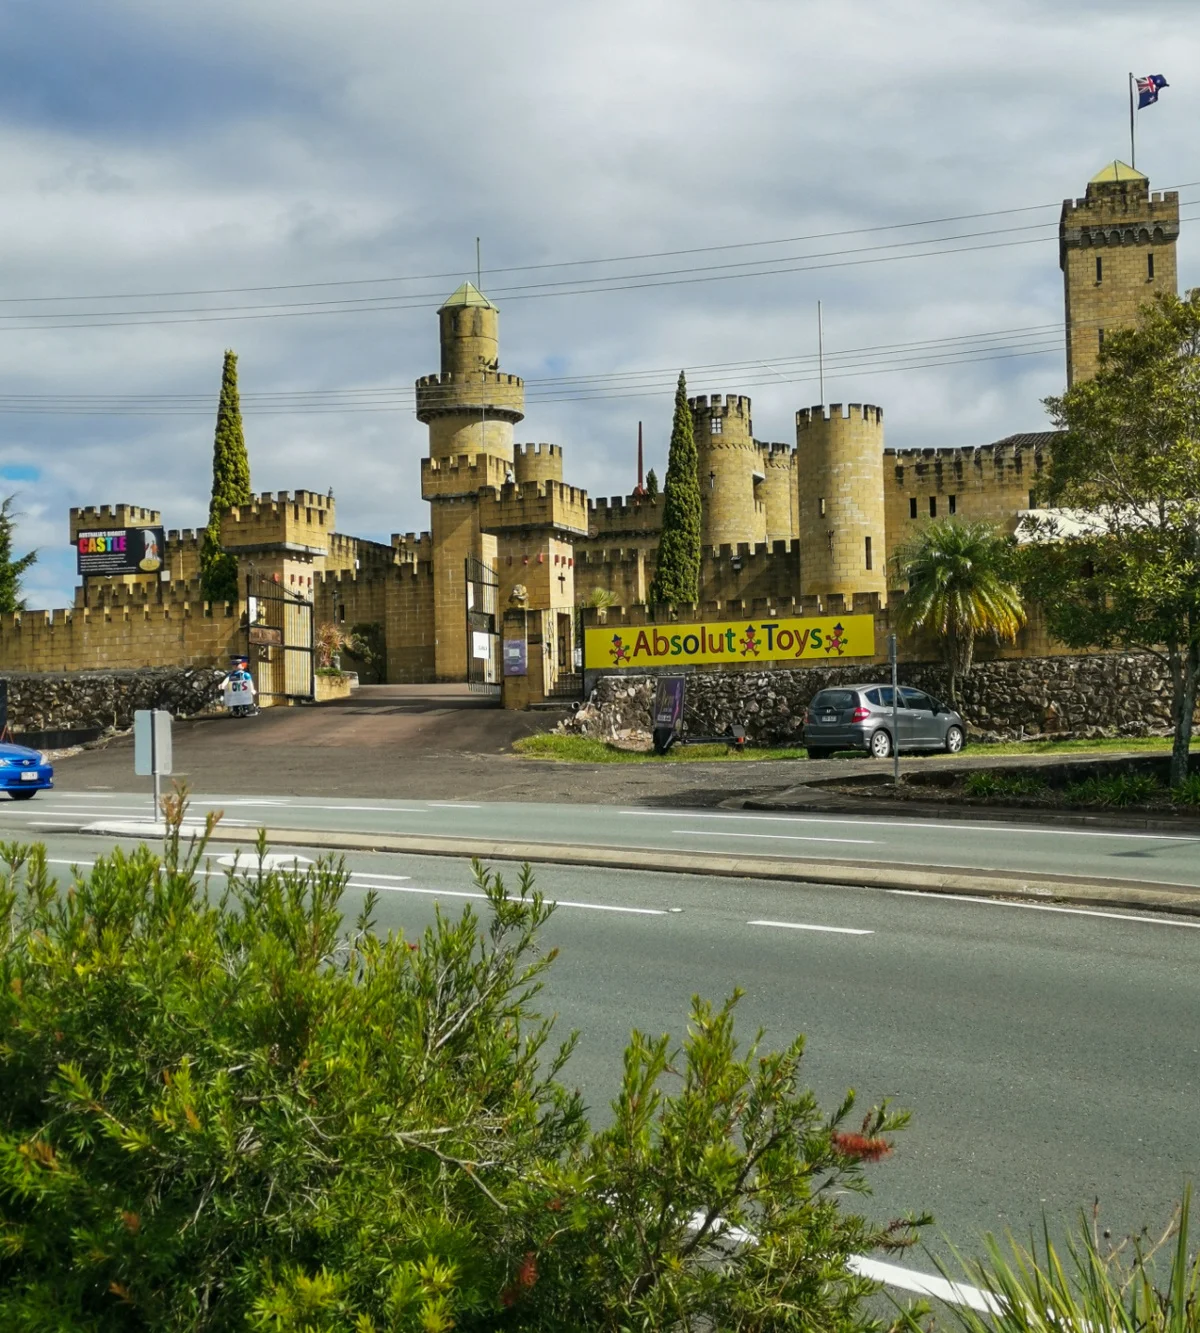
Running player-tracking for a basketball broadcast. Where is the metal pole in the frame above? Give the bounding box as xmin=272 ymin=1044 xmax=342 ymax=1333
xmin=150 ymin=715 xmax=160 ymax=822
xmin=1129 ymin=73 xmax=1136 ymax=169
xmin=817 ymin=300 xmax=825 ymax=403
xmin=476 ymin=236 xmax=481 ymax=289
xmin=889 ymin=633 xmax=900 ymax=785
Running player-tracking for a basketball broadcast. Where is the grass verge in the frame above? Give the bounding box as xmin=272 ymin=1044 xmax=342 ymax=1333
xmin=514 ymin=732 xmax=1191 ymax=764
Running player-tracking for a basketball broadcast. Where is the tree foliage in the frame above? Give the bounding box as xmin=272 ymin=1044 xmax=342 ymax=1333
xmin=645 ymin=467 xmax=660 ymax=498
xmin=199 ymin=350 xmax=252 ymax=604
xmin=650 ymin=372 xmax=702 ymax=605
xmin=1032 ymin=290 xmax=1200 ymax=785
xmin=0 ymin=494 xmax=37 ymax=614
xmin=890 ymin=518 xmax=1026 ymax=706
xmin=0 ymin=805 xmax=925 ymax=1330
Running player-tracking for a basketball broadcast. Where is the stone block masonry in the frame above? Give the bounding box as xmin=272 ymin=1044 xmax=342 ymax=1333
xmin=569 ymin=652 xmax=1179 ymax=746
xmin=2 ymin=667 xmax=227 ymax=736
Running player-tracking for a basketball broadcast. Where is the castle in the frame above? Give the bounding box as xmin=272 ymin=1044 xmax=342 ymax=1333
xmin=0 ymin=162 xmax=1182 ymax=703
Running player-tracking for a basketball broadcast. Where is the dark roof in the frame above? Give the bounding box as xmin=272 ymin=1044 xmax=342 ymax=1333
xmin=986 ymin=430 xmax=1059 ymax=451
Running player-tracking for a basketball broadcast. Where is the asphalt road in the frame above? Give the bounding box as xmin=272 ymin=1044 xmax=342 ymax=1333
xmin=7 ymin=789 xmax=1200 ymax=890
xmin=17 ymin=827 xmax=1200 ymax=1271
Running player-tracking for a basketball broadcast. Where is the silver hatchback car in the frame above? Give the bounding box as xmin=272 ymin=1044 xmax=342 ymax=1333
xmin=802 ymin=684 xmax=966 ymax=760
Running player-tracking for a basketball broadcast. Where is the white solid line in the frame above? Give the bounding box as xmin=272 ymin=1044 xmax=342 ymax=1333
xmin=622 ymin=809 xmax=1199 ymax=842
xmin=343 ymin=878 xmax=665 ymax=915
xmin=885 ymin=888 xmax=1200 ymax=927
xmin=339 ymin=870 xmax=412 ymax=882
xmin=27 ymin=821 xmax=88 ymax=828
xmin=677 ymin=830 xmax=877 ymax=845
xmin=47 ymin=858 xmax=96 ymax=868
xmin=748 ymin=919 xmax=873 ymax=935
xmin=848 ymin=1256 xmax=1000 ymax=1313
xmin=427 ymin=802 xmax=482 ymax=808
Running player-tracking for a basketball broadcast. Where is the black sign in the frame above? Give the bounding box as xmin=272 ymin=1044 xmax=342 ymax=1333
xmin=75 ymin=526 xmax=166 ymax=577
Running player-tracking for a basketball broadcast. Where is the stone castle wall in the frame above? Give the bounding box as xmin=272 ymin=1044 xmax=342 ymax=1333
xmin=570 ymin=651 xmax=1176 ymax=745
xmin=2 ymin=666 xmax=227 ymax=737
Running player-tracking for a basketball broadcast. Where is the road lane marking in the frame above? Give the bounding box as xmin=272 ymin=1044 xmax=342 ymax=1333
xmin=749 ymin=919 xmax=873 ymax=935
xmin=189 ymin=800 xmax=424 ymax=814
xmin=676 ymin=830 xmax=877 ymax=845
xmin=341 ymin=878 xmax=666 ymax=915
xmin=885 ymin=888 xmax=1200 ymax=927
xmin=427 ymin=802 xmax=481 ymax=808
xmin=622 ymin=810 xmax=1200 ymax=842
xmin=848 ymin=1257 xmax=999 ymax=1313
xmin=339 ymin=870 xmax=412 ymax=882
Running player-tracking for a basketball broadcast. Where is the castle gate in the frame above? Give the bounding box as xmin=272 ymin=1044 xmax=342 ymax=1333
xmin=465 ymin=556 xmax=501 ymax=696
xmin=246 ymin=575 xmax=315 ymax=706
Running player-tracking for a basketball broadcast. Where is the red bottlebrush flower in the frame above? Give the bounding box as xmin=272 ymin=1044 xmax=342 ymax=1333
xmin=500 ymin=1251 xmax=539 ymax=1307
xmin=546 ymin=1197 xmax=563 ymax=1212
xmin=831 ymin=1130 xmax=892 ymax=1162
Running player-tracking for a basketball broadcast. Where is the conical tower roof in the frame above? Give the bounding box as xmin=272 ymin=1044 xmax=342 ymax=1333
xmin=440 ymin=281 xmax=497 ymax=311
xmin=1089 ymin=160 xmax=1147 ymax=185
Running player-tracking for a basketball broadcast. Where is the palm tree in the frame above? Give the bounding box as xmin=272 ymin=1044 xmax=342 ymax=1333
xmin=890 ymin=519 xmax=1026 ymax=706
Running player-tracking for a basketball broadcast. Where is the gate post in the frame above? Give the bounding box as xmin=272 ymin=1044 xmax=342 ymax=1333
xmin=501 ymin=608 xmax=547 ymax=710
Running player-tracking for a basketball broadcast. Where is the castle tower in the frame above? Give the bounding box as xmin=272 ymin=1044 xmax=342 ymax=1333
xmin=690 ymin=394 xmax=767 ymax=547
xmin=1060 ymin=163 xmax=1179 ymax=386
xmin=415 ymin=283 xmax=526 ymax=464
xmin=513 ymin=442 xmax=564 ymax=486
xmin=795 ymin=403 xmax=887 ymax=601
xmin=758 ymin=442 xmax=797 ymax=544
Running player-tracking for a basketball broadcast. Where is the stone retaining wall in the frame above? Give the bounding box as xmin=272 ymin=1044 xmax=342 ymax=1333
xmin=1 ymin=667 xmax=227 ymax=737
xmin=567 ymin=652 xmax=1176 ymax=744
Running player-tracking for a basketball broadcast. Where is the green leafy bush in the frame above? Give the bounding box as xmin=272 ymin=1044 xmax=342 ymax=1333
xmin=0 ymin=804 xmax=924 ymax=1329
xmin=1063 ymin=773 xmax=1162 ymax=807
xmin=963 ymin=771 xmax=1048 ymax=799
xmin=1170 ymin=774 xmax=1200 ymax=806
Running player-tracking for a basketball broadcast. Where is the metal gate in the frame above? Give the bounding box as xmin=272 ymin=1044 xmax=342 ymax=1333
xmin=465 ymin=556 xmax=500 ymax=695
xmin=246 ymin=575 xmax=315 ymax=706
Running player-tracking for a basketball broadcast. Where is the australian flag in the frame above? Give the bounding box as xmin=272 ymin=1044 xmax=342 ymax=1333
xmin=1136 ymin=74 xmax=1168 ymax=109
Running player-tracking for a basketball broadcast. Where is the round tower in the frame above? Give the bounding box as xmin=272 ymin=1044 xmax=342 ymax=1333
xmin=513 ymin=442 xmax=564 ymax=486
xmin=415 ymin=282 xmax=525 ymax=464
xmin=759 ymin=442 xmax=797 ymax=543
xmin=795 ymin=403 xmax=887 ymax=600
xmin=690 ymin=393 xmax=766 ymax=547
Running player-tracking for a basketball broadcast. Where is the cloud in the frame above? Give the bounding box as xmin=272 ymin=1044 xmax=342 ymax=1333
xmin=1 ymin=0 xmax=1195 ymax=607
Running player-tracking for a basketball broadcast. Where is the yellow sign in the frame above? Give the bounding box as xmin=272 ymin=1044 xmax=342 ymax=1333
xmin=585 ymin=615 xmax=875 ymax=669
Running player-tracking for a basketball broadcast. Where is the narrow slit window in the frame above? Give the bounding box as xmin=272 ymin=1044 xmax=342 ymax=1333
xmin=1098 ymin=328 xmax=1105 ymax=351
xmin=865 ymin=535 xmax=873 ymax=570
xmin=819 ymin=497 xmax=826 ymax=517
xmin=909 ymin=496 xmax=917 ymax=519
xmin=1148 ymin=252 xmax=1155 ymax=279
xmin=948 ymin=494 xmax=957 ymax=514
xmin=929 ymin=496 xmax=938 ymax=518
xmin=1028 ymin=490 xmax=1036 ymax=508
xmin=1095 ymin=256 xmax=1103 ymax=282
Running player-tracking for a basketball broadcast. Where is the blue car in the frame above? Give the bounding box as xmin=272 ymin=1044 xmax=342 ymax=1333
xmin=0 ymin=742 xmax=54 ymax=799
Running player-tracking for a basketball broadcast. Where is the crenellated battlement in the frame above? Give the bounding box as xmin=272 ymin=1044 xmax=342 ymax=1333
xmin=513 ymin=441 xmax=564 ymax=485
xmin=884 ymin=432 xmax=1052 ymax=486
xmin=689 ymin=393 xmax=752 ymax=417
xmin=760 ymin=441 xmax=795 ymax=464
xmin=796 ymin=402 xmax=884 ymax=430
xmin=421 ymin=452 xmax=511 ymax=500
xmin=222 ymin=490 xmax=334 ymax=554
xmin=69 ymin=504 xmax=161 ymax=540
xmin=415 ymin=370 xmax=525 ymax=422
xmin=514 ymin=442 xmax=562 ymax=459
xmin=707 ymin=539 xmax=800 ymax=560
xmin=477 ymin=480 xmax=589 ymax=536
xmin=166 ymin=529 xmax=203 ymax=547
xmin=575 ymin=546 xmax=647 ymax=565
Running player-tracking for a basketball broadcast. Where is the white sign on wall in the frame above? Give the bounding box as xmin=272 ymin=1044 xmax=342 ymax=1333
xmin=472 ymin=631 xmax=490 ymax=661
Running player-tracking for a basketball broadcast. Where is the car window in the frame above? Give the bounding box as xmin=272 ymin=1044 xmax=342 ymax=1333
xmin=864 ymin=688 xmax=881 ymax=705
xmin=901 ymin=688 xmax=934 ymax=711
xmin=812 ymin=690 xmax=856 ymax=710
xmin=865 ymin=687 xmax=894 ymax=706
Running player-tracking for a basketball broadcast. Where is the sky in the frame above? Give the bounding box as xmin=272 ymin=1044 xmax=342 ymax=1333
xmin=1 ymin=0 xmax=1196 ymax=608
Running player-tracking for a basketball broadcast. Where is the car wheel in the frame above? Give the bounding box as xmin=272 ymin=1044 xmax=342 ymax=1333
xmin=806 ymin=747 xmax=833 ymax=760
xmin=869 ymin=729 xmax=893 ymax=759
xmin=945 ymin=725 xmax=965 ymax=754
xmin=9 ymin=790 xmax=38 ymax=801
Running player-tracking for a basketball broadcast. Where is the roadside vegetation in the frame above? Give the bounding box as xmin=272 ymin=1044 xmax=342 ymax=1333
xmin=955 ymin=768 xmax=1200 ymax=810
xmin=0 ymin=798 xmax=925 ymax=1329
xmin=515 ymin=732 xmax=1194 ymax=764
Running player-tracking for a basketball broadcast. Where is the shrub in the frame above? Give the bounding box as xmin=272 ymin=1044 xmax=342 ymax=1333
xmin=0 ymin=803 xmax=924 ymax=1329
xmin=898 ymin=1189 xmax=1200 ymax=1333
xmin=1063 ymin=772 xmax=1162 ymax=807
xmin=963 ymin=771 xmax=1047 ymax=800
xmin=1170 ymin=773 xmax=1200 ymax=806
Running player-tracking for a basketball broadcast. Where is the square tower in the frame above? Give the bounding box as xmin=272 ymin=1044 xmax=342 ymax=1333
xmin=1060 ymin=162 xmax=1179 ymax=386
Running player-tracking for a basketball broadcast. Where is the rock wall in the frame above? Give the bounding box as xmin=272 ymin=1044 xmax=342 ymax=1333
xmin=568 ymin=653 xmax=1177 ymax=744
xmin=2 ymin=667 xmax=227 ymax=738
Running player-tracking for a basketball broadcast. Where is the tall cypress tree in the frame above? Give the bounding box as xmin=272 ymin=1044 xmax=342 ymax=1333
xmin=650 ymin=371 xmax=701 ymax=605
xmin=199 ymin=350 xmax=252 ymax=603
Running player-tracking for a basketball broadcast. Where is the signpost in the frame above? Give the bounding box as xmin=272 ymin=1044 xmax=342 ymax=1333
xmin=652 ymin=676 xmax=687 ymax=754
xmin=134 ymin=709 xmax=172 ymax=821
xmin=888 ymin=633 xmax=900 ymax=785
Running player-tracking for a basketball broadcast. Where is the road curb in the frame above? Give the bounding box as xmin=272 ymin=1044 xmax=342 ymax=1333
xmin=71 ymin=821 xmax=1200 ymax=920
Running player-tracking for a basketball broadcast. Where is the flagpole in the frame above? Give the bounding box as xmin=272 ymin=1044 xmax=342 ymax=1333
xmin=1128 ymin=72 xmax=1136 ymax=168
